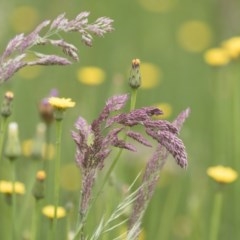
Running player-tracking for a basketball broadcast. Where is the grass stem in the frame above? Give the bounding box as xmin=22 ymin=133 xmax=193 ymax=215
xmin=209 ymin=190 xmax=223 ymax=240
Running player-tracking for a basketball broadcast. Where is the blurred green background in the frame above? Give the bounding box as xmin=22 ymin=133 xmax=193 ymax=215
xmin=0 ymin=0 xmax=240 ymax=239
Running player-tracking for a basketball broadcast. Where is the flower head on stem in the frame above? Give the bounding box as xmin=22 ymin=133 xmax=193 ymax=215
xmin=42 ymin=205 xmax=66 ymax=219
xmin=206 ymin=165 xmax=238 ymax=240
xmin=207 ymin=165 xmax=238 ymax=184
xmin=48 ymin=97 xmax=75 ymax=121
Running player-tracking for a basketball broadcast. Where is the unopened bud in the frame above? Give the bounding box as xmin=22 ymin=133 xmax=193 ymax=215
xmin=1 ymin=91 xmax=14 ymax=118
xmin=5 ymin=122 xmax=21 ymax=161
xmin=31 ymin=123 xmax=46 ymax=160
xmin=129 ymin=59 xmax=141 ymax=89
xmin=32 ymin=170 xmax=46 ymax=200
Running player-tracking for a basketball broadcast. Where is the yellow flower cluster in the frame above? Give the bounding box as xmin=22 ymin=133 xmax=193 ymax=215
xmin=207 ymin=165 xmax=238 ymax=184
xmin=42 ymin=205 xmax=66 ymax=219
xmin=48 ymin=97 xmax=75 ymax=109
xmin=204 ymin=36 xmax=240 ymax=66
xmin=0 ymin=181 xmax=25 ymax=194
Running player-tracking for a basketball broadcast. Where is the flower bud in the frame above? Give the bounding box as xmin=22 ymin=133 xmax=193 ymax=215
xmin=5 ymin=122 xmax=21 ymax=161
xmin=38 ymin=89 xmax=58 ymax=124
xmin=31 ymin=123 xmax=46 ymax=160
xmin=129 ymin=59 xmax=141 ymax=89
xmin=32 ymin=170 xmax=46 ymax=200
xmin=1 ymin=91 xmax=14 ymax=118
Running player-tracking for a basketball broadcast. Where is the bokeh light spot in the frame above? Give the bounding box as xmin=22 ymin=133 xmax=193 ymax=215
xmin=140 ymin=62 xmax=162 ymax=89
xmin=154 ymin=102 xmax=173 ymax=119
xmin=204 ymin=48 xmax=230 ymax=66
xmin=22 ymin=139 xmax=32 ymax=157
xmin=177 ymin=21 xmax=212 ymax=52
xmin=60 ymin=163 xmax=81 ymax=191
xmin=77 ymin=66 xmax=106 ymax=85
xmin=10 ymin=6 xmax=39 ymax=33
xmin=138 ymin=0 xmax=176 ymax=13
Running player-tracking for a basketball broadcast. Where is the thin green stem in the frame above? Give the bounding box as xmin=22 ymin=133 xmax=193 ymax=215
xmin=0 ymin=117 xmax=8 ymax=163
xmin=32 ymin=199 xmax=41 ymax=240
xmin=11 ymin=160 xmax=17 ymax=240
xmin=157 ymin=181 xmax=182 ymax=240
xmin=52 ymin=119 xmax=63 ymax=239
xmin=130 ymin=88 xmax=138 ymax=111
xmin=209 ymin=190 xmax=223 ymax=240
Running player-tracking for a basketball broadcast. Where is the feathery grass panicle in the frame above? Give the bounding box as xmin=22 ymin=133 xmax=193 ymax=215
xmin=128 ymin=109 xmax=190 ymax=238
xmin=72 ymin=93 xmax=190 ymax=239
xmin=0 ymin=12 xmax=114 ymax=83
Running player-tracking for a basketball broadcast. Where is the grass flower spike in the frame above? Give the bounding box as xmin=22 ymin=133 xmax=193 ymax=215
xmin=0 ymin=12 xmax=114 ymax=83
xmin=207 ymin=165 xmax=238 ymax=184
xmin=72 ymin=93 xmax=190 ymax=239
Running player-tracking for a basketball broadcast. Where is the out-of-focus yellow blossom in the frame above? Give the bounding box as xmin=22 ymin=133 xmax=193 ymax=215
xmin=204 ymin=48 xmax=230 ymax=66
xmin=140 ymin=62 xmax=162 ymax=89
xmin=138 ymin=0 xmax=176 ymax=13
xmin=222 ymin=37 xmax=240 ymax=59
xmin=22 ymin=140 xmax=55 ymax=160
xmin=22 ymin=139 xmax=32 ymax=157
xmin=48 ymin=97 xmax=75 ymax=109
xmin=42 ymin=205 xmax=66 ymax=219
xmin=60 ymin=164 xmax=81 ymax=191
xmin=154 ymin=103 xmax=173 ymax=119
xmin=207 ymin=165 xmax=238 ymax=184
xmin=177 ymin=21 xmax=212 ymax=52
xmin=0 ymin=181 xmax=25 ymax=195
xmin=10 ymin=6 xmax=39 ymax=33
xmin=77 ymin=66 xmax=105 ymax=85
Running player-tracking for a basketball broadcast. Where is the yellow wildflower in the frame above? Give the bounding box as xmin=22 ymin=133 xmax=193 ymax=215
xmin=0 ymin=181 xmax=25 ymax=195
xmin=204 ymin=48 xmax=230 ymax=66
xmin=222 ymin=37 xmax=240 ymax=59
xmin=48 ymin=97 xmax=75 ymax=109
xmin=207 ymin=165 xmax=238 ymax=184
xmin=42 ymin=205 xmax=66 ymax=219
